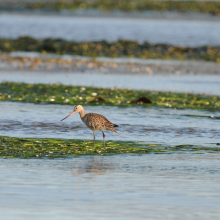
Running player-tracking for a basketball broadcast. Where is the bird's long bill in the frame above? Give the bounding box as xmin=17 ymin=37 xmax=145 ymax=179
xmin=61 ymin=111 xmax=75 ymax=121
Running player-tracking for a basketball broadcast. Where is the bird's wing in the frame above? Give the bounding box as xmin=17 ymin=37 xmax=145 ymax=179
xmin=87 ymin=113 xmax=112 ymax=124
xmin=85 ymin=113 xmax=114 ymax=129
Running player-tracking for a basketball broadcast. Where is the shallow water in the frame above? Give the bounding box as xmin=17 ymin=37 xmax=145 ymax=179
xmin=1 ymin=70 xmax=220 ymax=95
xmin=0 ymin=14 xmax=220 ymax=46
xmin=1 ymin=154 xmax=220 ymax=220
xmin=1 ymin=101 xmax=220 ymax=146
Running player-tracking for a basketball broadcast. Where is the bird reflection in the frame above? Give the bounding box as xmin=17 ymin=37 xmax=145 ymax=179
xmin=71 ymin=157 xmax=115 ymax=178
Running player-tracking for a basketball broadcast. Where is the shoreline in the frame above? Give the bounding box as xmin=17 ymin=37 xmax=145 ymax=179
xmin=1 ymin=10 xmax=220 ymax=21
xmin=1 ymin=52 xmax=220 ymax=75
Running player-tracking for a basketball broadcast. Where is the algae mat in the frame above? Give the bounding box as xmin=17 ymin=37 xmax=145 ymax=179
xmin=1 ymin=1 xmax=220 ymax=15
xmin=1 ymin=37 xmax=220 ymax=62
xmin=0 ymin=82 xmax=220 ymax=111
xmin=0 ymin=136 xmax=220 ymax=158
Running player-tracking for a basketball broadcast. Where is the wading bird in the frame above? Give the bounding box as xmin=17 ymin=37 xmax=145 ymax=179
xmin=61 ymin=105 xmax=118 ymax=148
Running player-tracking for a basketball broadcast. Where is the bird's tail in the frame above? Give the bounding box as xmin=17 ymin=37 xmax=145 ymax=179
xmin=114 ymin=124 xmax=119 ymax=127
xmin=109 ymin=127 xmax=117 ymax=133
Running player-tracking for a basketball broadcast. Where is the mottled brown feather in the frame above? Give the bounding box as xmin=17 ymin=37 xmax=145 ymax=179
xmin=81 ymin=113 xmax=117 ymax=133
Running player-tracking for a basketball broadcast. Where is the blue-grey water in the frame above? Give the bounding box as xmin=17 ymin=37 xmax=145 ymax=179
xmin=1 ymin=101 xmax=220 ymax=146
xmin=1 ymin=70 xmax=220 ymax=95
xmin=0 ymin=13 xmax=220 ymax=46
xmin=1 ymin=154 xmax=220 ymax=220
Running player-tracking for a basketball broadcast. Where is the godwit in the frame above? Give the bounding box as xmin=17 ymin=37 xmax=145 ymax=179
xmin=61 ymin=105 xmax=118 ymax=148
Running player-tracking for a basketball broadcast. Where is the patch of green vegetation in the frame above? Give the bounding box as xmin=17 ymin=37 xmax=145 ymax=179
xmin=0 ymin=82 xmax=220 ymax=111
xmin=1 ymin=0 xmax=220 ymax=15
xmin=0 ymin=136 xmax=219 ymax=158
xmin=0 ymin=37 xmax=220 ymax=62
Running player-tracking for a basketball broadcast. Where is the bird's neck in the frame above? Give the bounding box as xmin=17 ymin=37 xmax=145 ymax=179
xmin=79 ymin=108 xmax=86 ymax=119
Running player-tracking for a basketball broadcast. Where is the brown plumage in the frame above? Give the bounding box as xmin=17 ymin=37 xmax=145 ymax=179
xmin=61 ymin=105 xmax=118 ymax=148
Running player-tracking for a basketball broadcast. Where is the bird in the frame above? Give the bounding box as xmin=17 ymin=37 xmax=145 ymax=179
xmin=61 ymin=105 xmax=118 ymax=148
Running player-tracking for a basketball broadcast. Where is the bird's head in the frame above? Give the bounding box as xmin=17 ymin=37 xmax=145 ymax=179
xmin=61 ymin=105 xmax=83 ymax=121
xmin=73 ymin=105 xmax=83 ymax=113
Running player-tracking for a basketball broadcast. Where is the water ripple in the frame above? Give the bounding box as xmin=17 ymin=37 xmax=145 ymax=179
xmin=1 ymin=101 xmax=220 ymax=146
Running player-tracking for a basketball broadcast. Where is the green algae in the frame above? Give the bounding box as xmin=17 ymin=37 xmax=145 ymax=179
xmin=1 ymin=1 xmax=220 ymax=15
xmin=0 ymin=136 xmax=219 ymax=158
xmin=0 ymin=37 xmax=220 ymax=62
xmin=0 ymin=82 xmax=220 ymax=111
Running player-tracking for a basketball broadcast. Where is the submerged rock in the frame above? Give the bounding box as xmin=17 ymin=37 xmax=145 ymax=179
xmin=133 ymin=96 xmax=153 ymax=104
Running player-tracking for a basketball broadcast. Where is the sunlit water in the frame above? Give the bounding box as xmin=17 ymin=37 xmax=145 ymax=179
xmin=0 ymin=14 xmax=220 ymax=46
xmin=1 ymin=154 xmax=220 ymax=220
xmin=1 ymin=102 xmax=220 ymax=146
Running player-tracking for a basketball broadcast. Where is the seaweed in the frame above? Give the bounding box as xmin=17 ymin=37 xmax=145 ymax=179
xmin=0 ymin=37 xmax=219 ymax=62
xmin=0 ymin=82 xmax=220 ymax=111
xmin=1 ymin=1 xmax=220 ymax=15
xmin=0 ymin=136 xmax=219 ymax=158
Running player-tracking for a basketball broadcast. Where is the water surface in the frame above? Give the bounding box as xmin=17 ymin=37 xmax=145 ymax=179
xmin=0 ymin=14 xmax=220 ymax=46
xmin=1 ymin=70 xmax=220 ymax=95
xmin=1 ymin=102 xmax=220 ymax=146
xmin=1 ymin=154 xmax=220 ymax=220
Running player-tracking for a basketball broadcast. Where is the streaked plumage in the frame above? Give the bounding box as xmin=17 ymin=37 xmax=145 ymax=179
xmin=61 ymin=105 xmax=118 ymax=148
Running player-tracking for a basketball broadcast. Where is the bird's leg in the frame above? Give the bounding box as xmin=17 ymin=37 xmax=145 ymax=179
xmin=102 ymin=131 xmax=105 ymax=148
xmin=93 ymin=130 xmax=95 ymax=147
